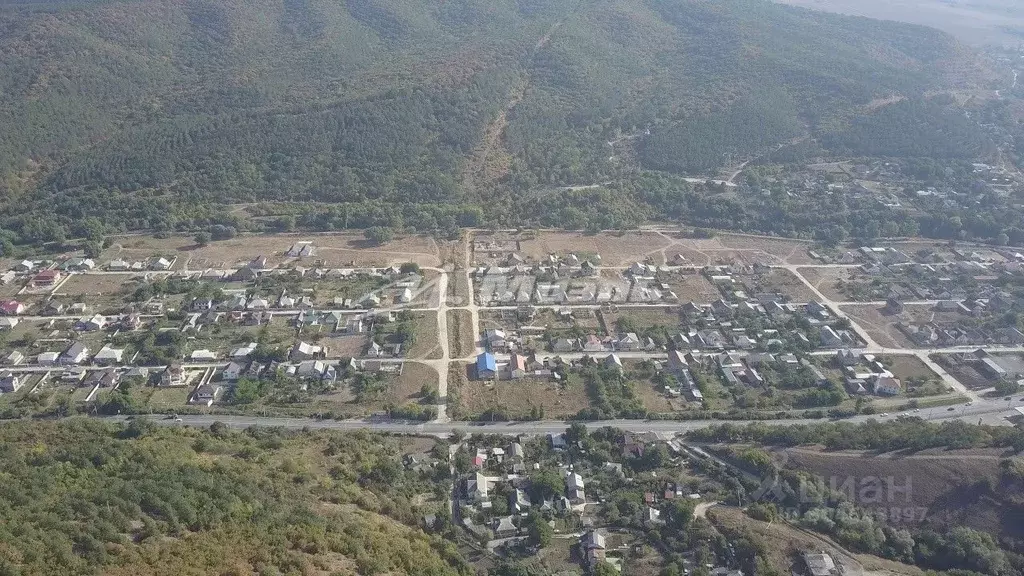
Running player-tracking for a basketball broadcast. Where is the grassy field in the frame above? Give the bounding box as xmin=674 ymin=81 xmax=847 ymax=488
xmin=447 ymin=309 xmax=476 ymax=359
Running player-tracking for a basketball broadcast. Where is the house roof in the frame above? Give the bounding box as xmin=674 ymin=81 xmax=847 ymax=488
xmin=476 ymin=353 xmax=496 ymax=373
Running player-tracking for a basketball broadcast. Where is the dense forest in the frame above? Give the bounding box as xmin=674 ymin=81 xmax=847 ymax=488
xmin=0 ymin=0 xmax=982 ymax=247
xmin=0 ymin=418 xmax=465 ymax=575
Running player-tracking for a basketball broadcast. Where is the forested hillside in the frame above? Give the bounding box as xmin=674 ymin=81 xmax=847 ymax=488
xmin=0 ymin=418 xmax=465 ymax=575
xmin=0 ymin=0 xmax=971 ymax=245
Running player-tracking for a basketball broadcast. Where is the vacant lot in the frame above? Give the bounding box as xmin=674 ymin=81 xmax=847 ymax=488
xmin=447 ymin=309 xmax=476 ymax=359
xmin=517 ymin=231 xmax=671 ymax=266
xmin=56 ymin=273 xmax=136 ymax=298
xmin=107 ymin=233 xmax=440 ymax=269
xmin=604 ymin=307 xmax=680 ymax=332
xmin=454 ymin=368 xmax=589 ymax=419
xmin=406 ymin=313 xmax=442 ymax=360
xmin=316 ymin=333 xmax=369 ymax=359
xmin=884 ymin=355 xmax=940 ymax=382
xmin=778 ymin=446 xmax=1012 ymax=537
xmin=745 ymin=269 xmax=818 ymax=302
xmin=796 ymin=267 xmax=857 ymax=301
xmin=663 ymin=274 xmax=720 ymax=303
xmin=840 ymin=304 xmax=917 ymax=349
xmin=708 ymin=506 xmax=929 ymax=576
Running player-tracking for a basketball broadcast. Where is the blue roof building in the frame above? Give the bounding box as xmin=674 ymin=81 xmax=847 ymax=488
xmin=476 ymin=353 xmax=497 ymax=378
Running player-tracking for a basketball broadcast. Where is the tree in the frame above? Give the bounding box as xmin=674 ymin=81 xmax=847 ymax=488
xmin=525 ymin=512 xmax=552 ymax=548
xmin=194 ymin=231 xmax=211 ymax=247
xmin=399 ymin=262 xmax=420 ymax=274
xmin=364 ymin=226 xmax=394 ymax=246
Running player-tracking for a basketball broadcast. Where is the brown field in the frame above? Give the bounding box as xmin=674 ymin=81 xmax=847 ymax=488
xmin=634 ymin=381 xmax=690 ymax=414
xmin=747 ymin=269 xmax=818 ymax=302
xmin=107 ymin=233 xmax=440 ymax=269
xmin=447 ymin=309 xmax=476 ymax=359
xmin=56 ymin=273 xmax=137 ymax=297
xmin=664 ymin=274 xmax=720 ymax=303
xmin=776 ymin=446 xmax=1016 ymax=538
xmin=797 ymin=267 xmax=859 ymax=301
xmin=455 ymin=368 xmax=589 ymax=419
xmin=708 ymin=506 xmax=928 ymax=576
xmin=516 ymin=231 xmax=671 ymax=266
xmin=603 ymin=307 xmax=681 ymax=331
xmin=317 ymin=333 xmax=369 ymax=359
xmin=883 ymin=355 xmax=940 ymax=382
xmin=716 ymin=233 xmax=812 ymax=263
xmin=840 ymin=305 xmax=917 ymax=349
xmin=406 ymin=313 xmax=441 ymax=360
xmin=293 ymin=361 xmax=437 ymax=417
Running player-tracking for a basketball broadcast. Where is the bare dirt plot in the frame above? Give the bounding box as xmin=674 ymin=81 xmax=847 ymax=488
xmin=883 ymin=355 xmax=940 ymax=382
xmin=603 ymin=307 xmax=681 ymax=331
xmin=447 ymin=309 xmax=475 ymax=359
xmin=840 ymin=305 xmax=917 ymax=349
xmin=516 ymin=231 xmax=672 ymax=266
xmin=634 ymin=383 xmax=689 ymax=414
xmin=778 ymin=446 xmax=1009 ymax=536
xmin=716 ymin=233 xmax=811 ymax=261
xmin=797 ymin=266 xmax=860 ymax=301
xmin=406 ymin=313 xmax=441 ymax=360
xmin=318 ymin=334 xmax=369 ymax=359
xmin=108 ymin=233 xmax=440 ymax=269
xmin=454 ymin=371 xmax=589 ymax=419
xmin=664 ymin=274 xmax=720 ymax=303
xmin=56 ymin=273 xmax=136 ymax=297
xmin=746 ymin=269 xmax=819 ymax=302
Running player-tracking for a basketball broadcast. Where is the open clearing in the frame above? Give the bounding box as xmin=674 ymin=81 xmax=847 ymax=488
xmin=57 ymin=273 xmax=136 ymax=297
xmin=663 ymin=274 xmax=720 ymax=303
xmin=517 ymin=231 xmax=672 ymax=266
xmin=454 ymin=367 xmax=589 ymax=419
xmin=751 ymin=269 xmax=818 ymax=302
xmin=709 ymin=505 xmax=928 ymax=576
xmin=447 ymin=309 xmax=476 ymax=359
xmin=840 ymin=305 xmax=917 ymax=349
xmin=798 ymin=266 xmax=860 ymax=301
xmin=107 ymin=233 xmax=440 ymax=269
xmin=406 ymin=313 xmax=442 ymax=360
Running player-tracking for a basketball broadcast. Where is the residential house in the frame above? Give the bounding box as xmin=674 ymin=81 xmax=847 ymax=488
xmin=148 ymin=257 xmax=172 ymax=271
xmin=835 ymin=349 xmax=859 ymax=366
xmin=64 ymin=258 xmax=95 ymax=271
xmin=161 ymin=363 xmax=186 ymax=386
xmin=0 ymin=300 xmax=25 ymax=315
xmin=296 ymin=360 xmax=337 ymax=382
xmin=4 ymin=351 xmax=24 ymax=366
xmin=874 ymin=376 xmax=901 ymax=396
xmin=803 ymin=552 xmax=839 ymax=576
xmin=230 ymin=342 xmax=258 ymax=359
xmin=820 ymin=326 xmax=843 ymax=347
xmin=508 ymin=352 xmax=527 ymax=379
xmin=604 ymin=353 xmax=623 ymax=372
xmin=493 ymin=516 xmax=517 ymax=538
xmin=84 ymin=368 xmax=119 ymax=389
xmin=37 ymin=352 xmax=59 ymax=366
xmin=581 ymin=531 xmax=606 ymax=566
xmin=291 ymin=341 xmax=322 ymax=361
xmin=552 ymin=338 xmax=577 ymax=353
xmin=0 ymin=372 xmax=21 ymax=393
xmin=223 ymin=361 xmax=247 ymax=381
xmin=0 ymin=317 xmax=18 ymax=330
xmin=190 ymin=383 xmax=223 ymax=407
xmin=617 ymin=332 xmax=641 ymax=351
xmin=567 ymin=472 xmax=586 ymax=503
xmin=76 ymin=314 xmax=107 ymax=331
xmin=190 ymin=349 xmax=218 ymax=362
xmin=59 ymin=342 xmax=90 ymax=365
xmin=93 ymin=345 xmax=125 ymax=365
xmin=583 ymin=334 xmax=605 ymax=353
xmin=31 ymin=270 xmax=61 ymax=287
xmin=476 ymin=353 xmax=497 ymax=379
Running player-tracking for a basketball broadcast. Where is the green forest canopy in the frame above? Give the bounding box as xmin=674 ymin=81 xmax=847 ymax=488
xmin=0 ymin=418 xmax=465 ymax=575
xmin=0 ymin=0 xmax=982 ymax=246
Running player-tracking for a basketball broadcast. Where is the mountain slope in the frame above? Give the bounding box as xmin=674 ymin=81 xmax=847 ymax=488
xmin=0 ymin=0 xmax=970 ymax=243
xmin=0 ymin=418 xmax=465 ymax=575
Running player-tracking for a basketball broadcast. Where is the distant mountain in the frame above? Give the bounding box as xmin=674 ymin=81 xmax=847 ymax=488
xmin=0 ymin=0 xmax=975 ymax=244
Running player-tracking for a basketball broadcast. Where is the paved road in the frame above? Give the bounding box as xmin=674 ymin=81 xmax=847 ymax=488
xmin=113 ymin=394 xmax=1024 ymax=435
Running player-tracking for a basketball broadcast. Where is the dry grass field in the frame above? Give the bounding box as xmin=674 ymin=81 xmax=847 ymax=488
xmin=517 ymin=231 xmax=671 ymax=266
xmin=106 ymin=233 xmax=440 ymax=269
